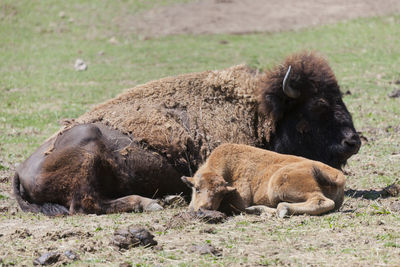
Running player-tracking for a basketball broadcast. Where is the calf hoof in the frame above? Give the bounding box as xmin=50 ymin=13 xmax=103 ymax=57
xmin=276 ymin=204 xmax=290 ymax=218
xmin=144 ymin=202 xmax=163 ymax=212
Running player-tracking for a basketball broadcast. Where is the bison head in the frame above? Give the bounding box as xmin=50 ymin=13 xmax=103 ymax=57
xmin=259 ymin=52 xmax=361 ymax=169
xmin=181 ymin=173 xmax=236 ymax=211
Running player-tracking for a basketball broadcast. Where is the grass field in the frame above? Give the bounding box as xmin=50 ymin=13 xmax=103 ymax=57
xmin=1 ymin=1 xmax=400 ymax=266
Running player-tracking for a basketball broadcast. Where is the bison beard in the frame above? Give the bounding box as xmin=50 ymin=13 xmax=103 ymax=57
xmin=13 ymin=51 xmax=360 ymax=215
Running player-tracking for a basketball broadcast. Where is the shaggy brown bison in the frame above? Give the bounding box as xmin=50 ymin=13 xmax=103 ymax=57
xmin=182 ymin=144 xmax=346 ymax=217
xmin=13 ymin=52 xmax=360 ymax=215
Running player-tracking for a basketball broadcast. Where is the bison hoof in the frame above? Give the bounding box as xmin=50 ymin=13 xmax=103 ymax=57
xmin=144 ymin=202 xmax=163 ymax=212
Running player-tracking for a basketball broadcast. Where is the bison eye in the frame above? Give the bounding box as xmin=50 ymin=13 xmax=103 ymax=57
xmin=195 ymin=188 xmax=201 ymax=193
xmin=311 ymin=99 xmax=330 ymax=117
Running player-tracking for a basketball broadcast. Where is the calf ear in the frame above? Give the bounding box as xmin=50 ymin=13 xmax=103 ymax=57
xmin=181 ymin=176 xmax=194 ymax=188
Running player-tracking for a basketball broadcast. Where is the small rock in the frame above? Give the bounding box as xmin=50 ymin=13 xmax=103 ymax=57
xmin=98 ymin=51 xmax=105 ymax=56
xmin=111 ymin=234 xmax=139 ymax=249
xmin=58 ymin=11 xmax=66 ymax=19
xmin=128 ymin=227 xmax=158 ymax=247
xmin=120 ymin=263 xmax=132 ymax=267
xmin=64 ymin=250 xmax=78 ymax=261
xmin=108 ymin=37 xmax=119 ymax=44
xmin=194 ymin=209 xmax=227 ymax=224
xmin=33 ymin=252 xmax=60 ymax=266
xmin=189 ymin=244 xmax=222 ymax=256
xmin=74 ymin=59 xmax=87 ymax=71
xmin=111 ymin=226 xmax=157 ymax=249
xmin=388 ymin=89 xmax=400 ymax=98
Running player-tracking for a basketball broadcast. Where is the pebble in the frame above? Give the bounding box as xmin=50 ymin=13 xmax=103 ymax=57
xmin=74 ymin=59 xmax=87 ymax=71
xmin=33 ymin=252 xmax=60 ymax=266
xmin=189 ymin=244 xmax=222 ymax=256
xmin=111 ymin=226 xmax=157 ymax=249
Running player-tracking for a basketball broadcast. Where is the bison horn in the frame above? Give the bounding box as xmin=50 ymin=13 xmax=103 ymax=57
xmin=283 ymin=65 xmax=300 ymax=98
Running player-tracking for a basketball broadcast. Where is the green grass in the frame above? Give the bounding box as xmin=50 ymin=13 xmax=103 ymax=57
xmin=1 ymin=1 xmax=400 ymax=266
xmin=1 ymin=2 xmax=400 ymax=162
xmin=2 ymin=11 xmax=400 ymax=187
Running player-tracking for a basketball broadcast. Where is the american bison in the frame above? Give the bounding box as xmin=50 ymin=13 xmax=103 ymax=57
xmin=13 ymin=52 xmax=360 ymax=215
xmin=182 ymin=143 xmax=346 ymax=217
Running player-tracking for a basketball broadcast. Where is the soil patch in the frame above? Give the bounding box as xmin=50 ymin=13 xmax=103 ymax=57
xmin=124 ymin=0 xmax=400 ymax=37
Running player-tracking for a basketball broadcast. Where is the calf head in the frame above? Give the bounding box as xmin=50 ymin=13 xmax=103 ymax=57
xmin=181 ymin=173 xmax=235 ymax=211
xmin=259 ymin=52 xmax=361 ymax=169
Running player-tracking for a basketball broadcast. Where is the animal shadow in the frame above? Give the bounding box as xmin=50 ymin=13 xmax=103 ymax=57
xmin=345 ymin=183 xmax=400 ymax=200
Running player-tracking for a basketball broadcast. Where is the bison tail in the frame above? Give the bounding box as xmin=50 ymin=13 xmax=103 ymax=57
xmin=312 ymin=166 xmax=346 ymax=187
xmin=12 ymin=172 xmax=69 ymax=216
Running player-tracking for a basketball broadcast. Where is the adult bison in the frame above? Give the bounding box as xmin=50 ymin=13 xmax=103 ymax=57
xmin=13 ymin=52 xmax=360 ymax=215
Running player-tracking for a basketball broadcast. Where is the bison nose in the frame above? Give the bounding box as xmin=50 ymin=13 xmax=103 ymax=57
xmin=341 ymin=133 xmax=361 ymax=154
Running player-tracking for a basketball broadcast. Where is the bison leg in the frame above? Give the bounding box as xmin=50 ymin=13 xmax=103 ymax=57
xmin=102 ymin=195 xmax=163 ymax=213
xmin=276 ymin=195 xmax=335 ymax=218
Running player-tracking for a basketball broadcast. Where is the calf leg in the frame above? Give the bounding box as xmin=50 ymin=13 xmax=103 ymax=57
xmin=102 ymin=195 xmax=163 ymax=213
xmin=245 ymin=205 xmax=277 ymax=215
xmin=276 ymin=195 xmax=335 ymax=218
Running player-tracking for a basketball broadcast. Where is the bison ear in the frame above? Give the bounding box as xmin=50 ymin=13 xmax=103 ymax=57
xmin=181 ymin=176 xmax=194 ymax=188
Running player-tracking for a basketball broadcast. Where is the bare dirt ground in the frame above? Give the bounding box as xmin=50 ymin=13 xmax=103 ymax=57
xmin=1 ymin=0 xmax=400 ymax=266
xmin=126 ymin=0 xmax=400 ymax=37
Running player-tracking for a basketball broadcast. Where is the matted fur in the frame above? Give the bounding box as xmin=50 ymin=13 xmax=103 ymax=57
xmin=72 ymin=52 xmax=353 ymax=170
xmin=76 ymin=64 xmax=270 ymax=170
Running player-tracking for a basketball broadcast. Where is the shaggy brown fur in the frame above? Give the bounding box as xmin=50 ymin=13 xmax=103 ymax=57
xmin=76 ymin=64 xmax=265 ymax=170
xmin=259 ymin=52 xmax=340 ymax=133
xmin=182 ymin=144 xmax=346 ymax=217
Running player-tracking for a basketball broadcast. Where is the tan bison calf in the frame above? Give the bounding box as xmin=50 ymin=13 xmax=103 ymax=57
xmin=181 ymin=144 xmax=345 ymax=217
